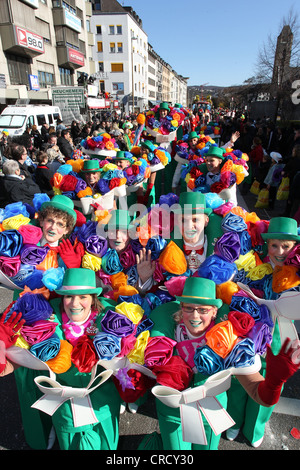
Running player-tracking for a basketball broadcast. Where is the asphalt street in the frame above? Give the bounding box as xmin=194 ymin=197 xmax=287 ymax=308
xmin=0 ymin=188 xmax=299 ymax=452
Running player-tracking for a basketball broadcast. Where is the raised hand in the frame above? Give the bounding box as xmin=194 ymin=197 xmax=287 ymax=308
xmin=57 ymin=238 xmax=84 ymax=269
xmin=136 ymin=248 xmax=156 ymax=284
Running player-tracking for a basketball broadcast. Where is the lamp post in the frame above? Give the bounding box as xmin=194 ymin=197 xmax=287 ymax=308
xmin=131 ymin=36 xmax=137 ymax=114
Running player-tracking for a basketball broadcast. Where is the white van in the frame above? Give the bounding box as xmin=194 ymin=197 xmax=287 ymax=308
xmin=0 ymin=105 xmax=62 ymax=136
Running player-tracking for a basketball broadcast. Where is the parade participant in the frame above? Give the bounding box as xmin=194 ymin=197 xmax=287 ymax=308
xmin=105 ymin=209 xmax=156 ymax=295
xmin=0 ymin=268 xmax=122 ymax=450
xmin=81 ymin=159 xmax=102 ymax=194
xmin=226 ymin=216 xmax=300 ymax=447
xmin=144 ymin=276 xmax=300 ymax=450
xmin=139 ymin=140 xmax=156 ymax=205
xmin=165 ymin=191 xmax=224 ymax=273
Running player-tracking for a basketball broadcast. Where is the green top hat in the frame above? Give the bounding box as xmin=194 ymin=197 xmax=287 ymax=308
xmin=113 ymin=150 xmax=133 ymax=162
xmin=41 ymin=195 xmax=77 ymax=223
xmin=106 ymin=209 xmax=133 ymax=230
xmin=261 ymin=217 xmax=300 ymax=242
xmin=81 ymin=160 xmax=102 ymax=172
xmin=159 ymin=102 xmax=170 ymax=112
xmin=55 ymin=268 xmax=102 ymax=296
xmin=141 ymin=140 xmax=155 ymax=152
xmin=188 ymin=131 xmax=198 ymax=141
xmin=174 ymin=192 xmax=212 ymax=216
xmin=206 ymin=146 xmax=226 ymax=160
xmin=176 ymin=277 xmax=223 ymax=308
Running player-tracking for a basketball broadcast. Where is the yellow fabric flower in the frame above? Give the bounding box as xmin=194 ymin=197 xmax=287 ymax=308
xmin=81 ymin=252 xmax=102 ymax=271
xmin=103 ymin=163 xmax=117 ymax=171
xmin=246 ymin=263 xmax=273 ymax=281
xmin=127 ymin=330 xmax=150 ymax=364
xmin=2 ymin=215 xmax=30 ymax=230
xmin=234 ymin=250 xmax=257 ymax=272
xmin=115 ymin=302 xmax=144 ymax=324
xmin=171 ymin=120 xmax=178 ymax=127
xmin=53 ymin=187 xmax=62 ymax=195
xmin=15 ymin=335 xmax=30 ymax=349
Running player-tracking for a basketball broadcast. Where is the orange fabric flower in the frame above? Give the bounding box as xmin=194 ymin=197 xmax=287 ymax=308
xmin=66 ymin=159 xmax=85 ymax=173
xmin=113 ymin=285 xmax=139 ymax=300
xmin=36 ymin=249 xmax=58 ymax=270
xmin=77 ymin=187 xmax=93 ymax=198
xmin=46 ymin=340 xmax=73 ymax=374
xmin=137 ymin=113 xmax=146 ymax=125
xmin=221 ymin=160 xmax=234 ymax=172
xmin=230 ymin=206 xmax=248 ymax=221
xmin=187 ymin=178 xmax=195 ymax=190
xmin=131 ymin=146 xmax=141 ymax=155
xmin=105 ymin=140 xmax=115 ymax=150
xmin=245 ymin=211 xmax=260 ymax=224
xmin=19 ymin=286 xmax=50 ymax=300
xmin=53 ymin=172 xmax=63 ymax=188
xmin=158 ymin=241 xmax=187 ymax=275
xmin=216 ymin=281 xmax=239 ymax=305
xmin=205 ymin=320 xmax=238 ymax=358
xmin=110 ymin=272 xmax=128 ymax=290
xmin=272 ymin=265 xmax=300 ymax=293
xmin=144 ymin=167 xmax=151 ymax=179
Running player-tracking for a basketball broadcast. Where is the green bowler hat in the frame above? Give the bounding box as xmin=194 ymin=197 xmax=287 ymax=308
xmin=206 ymin=146 xmax=226 ymax=160
xmin=141 ymin=140 xmax=155 ymax=152
xmin=188 ymin=131 xmax=199 ymax=140
xmin=261 ymin=217 xmax=300 ymax=242
xmin=113 ymin=151 xmax=133 ymax=162
xmin=106 ymin=209 xmax=133 ymax=230
xmin=174 ymin=192 xmax=212 ymax=216
xmin=159 ymin=102 xmax=170 ymax=112
xmin=41 ymin=194 xmax=77 ymax=223
xmin=55 ymin=268 xmax=103 ymax=296
xmin=81 ymin=160 xmax=102 ymax=172
xmin=176 ymin=277 xmax=223 ymax=308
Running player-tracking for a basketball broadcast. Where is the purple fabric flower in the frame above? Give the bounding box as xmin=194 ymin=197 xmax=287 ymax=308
xmin=214 ymin=232 xmax=241 ymax=263
xmin=20 ymin=244 xmax=49 ymax=266
xmin=14 ymin=293 xmax=53 ymax=326
xmin=101 ymin=310 xmax=135 ymax=337
xmin=96 ymin=179 xmax=110 ymax=194
xmin=75 ymin=178 xmax=87 ymax=193
xmin=246 ymin=321 xmax=272 ymax=355
xmin=85 ymin=234 xmax=108 ymax=258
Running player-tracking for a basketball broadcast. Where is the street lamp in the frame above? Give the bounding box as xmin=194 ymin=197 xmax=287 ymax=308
xmin=131 ymin=36 xmax=137 ymax=114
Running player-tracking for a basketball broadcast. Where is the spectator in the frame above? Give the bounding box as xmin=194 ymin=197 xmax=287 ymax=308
xmin=1 ymin=159 xmax=41 ymax=205
xmin=40 ymin=123 xmax=49 ymax=143
xmin=56 ymin=118 xmax=66 ymax=132
xmin=264 ymin=152 xmax=284 ymax=210
xmin=44 ymin=134 xmax=64 ymax=175
xmin=57 ymin=129 xmax=73 ymax=160
xmin=281 ymin=144 xmax=300 ymax=216
xmin=70 ymin=120 xmax=81 ymax=144
xmin=9 ymin=144 xmax=35 ymax=178
xmin=34 ymin=151 xmax=55 ymax=197
xmin=31 ymin=124 xmax=43 ymax=150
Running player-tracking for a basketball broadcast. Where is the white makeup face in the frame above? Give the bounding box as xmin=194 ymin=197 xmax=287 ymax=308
xmin=189 ymin=137 xmax=198 ymax=149
xmin=180 ymin=213 xmax=208 ymax=245
xmin=63 ymin=294 xmax=93 ymax=323
xmin=267 ymin=238 xmax=296 ymax=267
xmin=85 ymin=171 xmax=101 ymax=186
xmin=181 ymin=303 xmax=217 ymax=336
xmin=108 ymin=228 xmax=130 ymax=252
xmin=39 ymin=216 xmax=69 ymax=243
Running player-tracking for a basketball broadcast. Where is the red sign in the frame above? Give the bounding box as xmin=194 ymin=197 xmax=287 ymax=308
xmin=67 ymin=47 xmax=84 ymax=67
xmin=16 ymin=26 xmax=44 ymax=53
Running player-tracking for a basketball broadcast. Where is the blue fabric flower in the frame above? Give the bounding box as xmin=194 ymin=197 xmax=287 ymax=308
xmin=230 ymin=295 xmax=261 ymax=321
xmin=221 ymin=212 xmax=248 ymax=233
xmin=3 ymin=202 xmax=29 ymax=219
xmin=238 ymin=230 xmax=252 ymax=255
xmin=135 ymin=318 xmax=154 ymax=337
xmin=57 ymin=164 xmax=73 ymax=175
xmin=96 ymin=179 xmax=110 ymax=194
xmin=197 ymin=255 xmax=238 ymax=284
xmin=194 ymin=345 xmax=224 ymax=376
xmin=13 ymin=292 xmax=53 ymax=325
xmin=93 ymin=331 xmax=121 ymax=360
xmin=33 ymin=193 xmax=50 ymax=212
xmin=146 ymin=236 xmax=167 ymax=260
xmin=224 ymin=338 xmax=256 ymax=369
xmin=42 ymin=267 xmax=65 ymax=291
xmin=205 ymin=192 xmax=224 ymax=209
xmin=30 ymin=333 xmax=61 ymax=362
xmin=101 ymin=249 xmax=123 ymax=275
xmin=0 ymin=230 xmax=23 ymax=257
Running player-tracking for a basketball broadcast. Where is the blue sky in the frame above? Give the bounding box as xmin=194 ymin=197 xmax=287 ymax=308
xmin=123 ymin=0 xmax=299 ymax=87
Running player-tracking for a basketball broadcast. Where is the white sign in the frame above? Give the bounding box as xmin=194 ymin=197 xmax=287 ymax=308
xmin=52 ymin=87 xmax=85 ymax=109
xmin=16 ymin=26 xmax=44 ymax=53
xmin=64 ymin=10 xmax=81 ymax=33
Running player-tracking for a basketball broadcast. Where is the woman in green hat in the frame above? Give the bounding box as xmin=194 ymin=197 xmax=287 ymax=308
xmin=2 ymin=268 xmax=122 ymax=450
xmin=226 ymin=216 xmax=300 ymax=447
xmin=142 ymin=276 xmax=300 ymax=450
xmin=81 ymin=159 xmax=102 ymax=194
xmin=172 ymin=131 xmax=200 ymax=194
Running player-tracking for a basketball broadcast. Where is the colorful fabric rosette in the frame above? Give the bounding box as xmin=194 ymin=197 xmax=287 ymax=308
xmin=182 ymin=149 xmax=249 ymax=194
xmin=175 ymin=134 xmax=216 ymax=164
xmin=0 ymin=201 xmax=67 ymax=291
xmin=131 ymin=144 xmax=171 ymax=171
xmin=145 ymin=105 xmax=191 ymax=135
xmin=80 ymin=132 xmax=118 ymax=156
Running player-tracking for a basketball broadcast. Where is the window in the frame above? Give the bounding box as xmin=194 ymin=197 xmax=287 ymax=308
xmin=98 ymin=62 xmax=104 ymax=72
xmin=111 ymin=63 xmax=123 ymax=72
xmin=27 ymin=116 xmax=35 ymax=127
xmin=86 ymin=20 xmax=90 ymax=32
xmin=110 ymin=42 xmax=115 ymax=53
xmin=38 ymin=71 xmax=55 ymax=88
xmin=96 ymin=25 xmax=102 ymax=34
xmin=116 ymin=25 xmax=122 ymax=34
xmin=97 ymin=41 xmax=103 ymax=52
xmin=59 ymin=67 xmax=72 ymax=86
xmin=37 ymin=114 xmax=46 ymax=126
xmin=6 ymin=53 xmax=31 ymax=86
xmin=48 ymin=114 xmax=53 ymax=125
xmin=109 ymin=25 xmax=114 ymax=35
xmin=117 ymin=42 xmax=123 ymax=53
